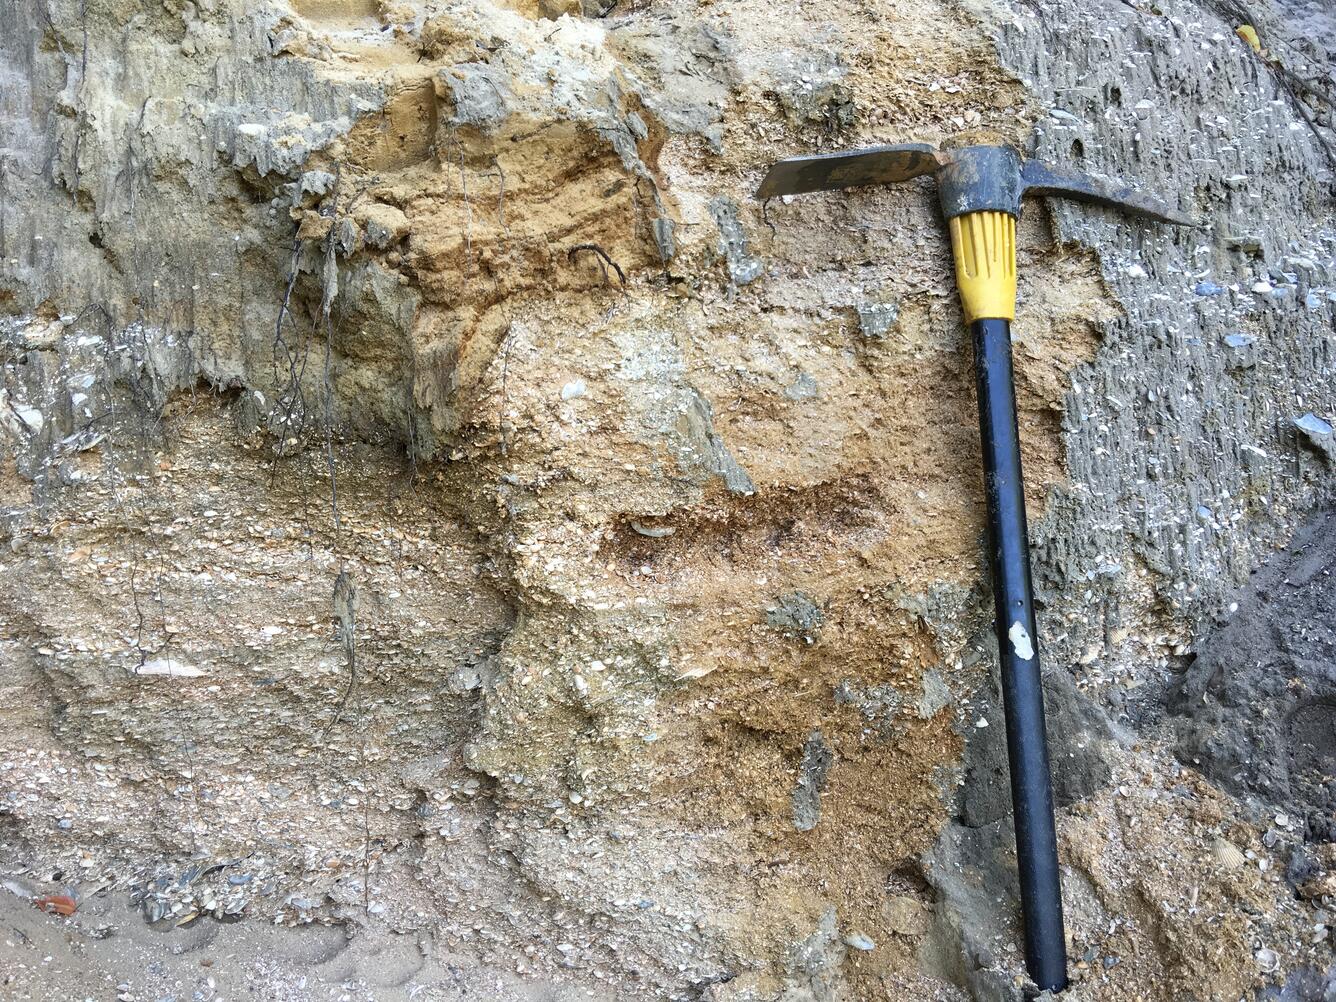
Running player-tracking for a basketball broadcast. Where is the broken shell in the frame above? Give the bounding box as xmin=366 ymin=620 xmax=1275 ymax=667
xmin=843 ymin=931 xmax=876 ymax=951
xmin=676 ymin=663 xmax=716 ymax=681
xmin=630 ymin=521 xmax=675 ymax=538
xmin=1254 ymin=946 xmax=1279 ymax=972
xmin=1211 ymin=838 xmax=1246 ymax=870
xmin=134 ymin=658 xmax=204 ymax=678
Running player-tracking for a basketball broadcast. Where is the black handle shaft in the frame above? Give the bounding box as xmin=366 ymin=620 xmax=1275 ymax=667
xmin=971 ymin=318 xmax=1068 ymax=992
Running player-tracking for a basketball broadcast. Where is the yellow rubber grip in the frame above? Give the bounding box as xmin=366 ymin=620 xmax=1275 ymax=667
xmin=949 ymin=210 xmax=1017 ymax=323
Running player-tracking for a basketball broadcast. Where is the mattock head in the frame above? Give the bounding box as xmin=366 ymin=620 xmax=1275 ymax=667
xmin=755 ymin=142 xmax=1195 ymax=226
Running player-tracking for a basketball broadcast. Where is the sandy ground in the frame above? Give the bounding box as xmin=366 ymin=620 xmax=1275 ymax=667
xmin=0 ymin=887 xmax=609 ymax=1002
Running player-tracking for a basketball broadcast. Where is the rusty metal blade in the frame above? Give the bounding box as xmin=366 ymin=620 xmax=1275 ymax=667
xmin=1020 ymin=160 xmax=1196 ymax=226
xmin=755 ymin=143 xmax=941 ymax=199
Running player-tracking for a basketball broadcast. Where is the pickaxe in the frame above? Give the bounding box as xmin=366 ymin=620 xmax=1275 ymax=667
xmin=756 ymin=143 xmax=1193 ymax=992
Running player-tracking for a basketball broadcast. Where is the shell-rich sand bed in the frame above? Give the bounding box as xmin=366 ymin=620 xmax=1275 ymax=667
xmin=1 ymin=0 xmax=1334 ymax=999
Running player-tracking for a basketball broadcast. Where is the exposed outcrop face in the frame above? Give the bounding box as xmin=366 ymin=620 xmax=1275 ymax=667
xmin=1 ymin=1 xmax=1335 ymax=1000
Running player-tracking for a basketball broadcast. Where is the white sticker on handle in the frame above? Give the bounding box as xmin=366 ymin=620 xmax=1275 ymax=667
xmin=1008 ymin=621 xmax=1035 ymax=661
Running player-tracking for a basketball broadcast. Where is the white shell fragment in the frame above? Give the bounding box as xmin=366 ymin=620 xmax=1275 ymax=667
xmin=843 ymin=932 xmax=876 ymax=951
xmin=1008 ymin=621 xmax=1035 ymax=661
xmin=134 ymin=658 xmax=205 ymax=678
xmin=630 ymin=521 xmax=675 ymax=538
xmin=15 ymin=406 xmax=44 ymax=433
xmin=676 ymin=663 xmax=716 ymax=680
